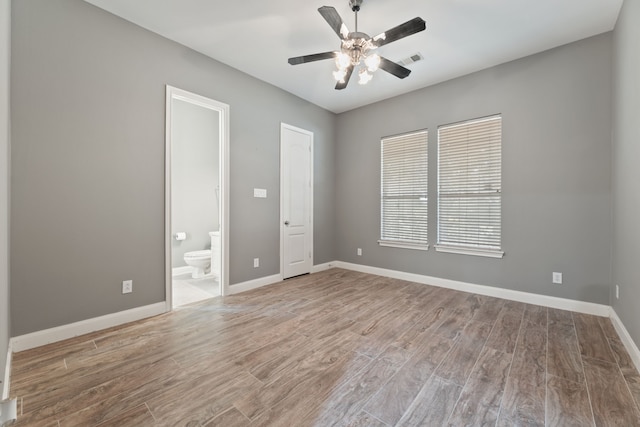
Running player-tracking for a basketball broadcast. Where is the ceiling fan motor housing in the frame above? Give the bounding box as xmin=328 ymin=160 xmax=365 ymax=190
xmin=349 ymin=0 xmax=363 ymax=12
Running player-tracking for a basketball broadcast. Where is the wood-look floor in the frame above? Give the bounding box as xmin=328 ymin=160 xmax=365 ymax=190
xmin=10 ymin=268 xmax=640 ymax=426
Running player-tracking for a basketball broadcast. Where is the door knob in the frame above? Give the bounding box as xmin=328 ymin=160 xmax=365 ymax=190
xmin=284 ymin=221 xmax=290 ymax=226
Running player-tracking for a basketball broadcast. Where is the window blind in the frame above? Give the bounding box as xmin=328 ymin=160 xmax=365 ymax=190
xmin=437 ymin=116 xmax=502 ymax=255
xmin=380 ymin=130 xmax=428 ymax=248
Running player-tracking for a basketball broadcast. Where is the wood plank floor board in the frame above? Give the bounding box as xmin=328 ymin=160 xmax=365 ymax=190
xmin=522 ymin=304 xmax=548 ymax=330
xmin=434 ymin=320 xmax=493 ymax=386
xmin=546 ymin=375 xmax=595 ymax=427
xmin=302 ymin=345 xmax=410 ymax=426
xmin=203 ymin=407 xmax=250 ymax=427
xmin=547 ymin=314 xmax=584 ymax=384
xmin=246 ymin=328 xmax=367 ymax=386
xmin=483 ymin=305 xmax=524 ymax=355
xmin=248 ymin=352 xmax=373 ymax=427
xmin=496 ymin=323 xmax=546 ymax=427
xmin=396 ymin=375 xmax=463 ymax=426
xmin=446 ymin=347 xmax=513 ymax=426
xmin=345 ymin=411 xmax=389 ymax=427
xmin=19 ymin=357 xmax=179 ymax=423
xmin=93 ymin=403 xmax=155 ymax=427
xmin=146 ymin=370 xmax=262 ymax=426
xmin=363 ymin=333 xmax=454 ymax=425
xmin=582 ymin=356 xmax=640 ymax=426
xmin=232 ymin=338 xmax=371 ymax=420
xmin=471 ymin=295 xmax=506 ymax=324
xmin=9 ymin=268 xmax=640 ymax=426
xmin=573 ymin=312 xmax=616 ymax=363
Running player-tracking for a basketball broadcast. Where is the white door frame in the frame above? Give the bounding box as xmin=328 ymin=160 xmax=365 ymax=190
xmin=165 ymin=85 xmax=230 ymax=311
xmin=280 ymin=122 xmax=313 ymax=279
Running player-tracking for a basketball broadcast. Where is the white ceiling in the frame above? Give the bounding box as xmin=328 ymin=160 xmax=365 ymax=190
xmin=84 ymin=0 xmax=623 ymax=114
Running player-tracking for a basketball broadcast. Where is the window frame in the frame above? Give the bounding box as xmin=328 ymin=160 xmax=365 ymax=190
xmin=378 ymin=129 xmax=429 ymax=251
xmin=435 ymin=115 xmax=504 ymax=258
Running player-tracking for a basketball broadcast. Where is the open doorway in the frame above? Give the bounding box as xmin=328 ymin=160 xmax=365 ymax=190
xmin=165 ymin=86 xmax=229 ymax=309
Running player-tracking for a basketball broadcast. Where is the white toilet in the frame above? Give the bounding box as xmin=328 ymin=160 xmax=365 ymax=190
xmin=183 ymin=231 xmax=220 ymax=279
xmin=183 ymin=250 xmax=211 ymax=279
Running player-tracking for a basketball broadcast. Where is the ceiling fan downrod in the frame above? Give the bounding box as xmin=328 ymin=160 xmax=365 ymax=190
xmin=350 ymin=0 xmax=363 ymax=31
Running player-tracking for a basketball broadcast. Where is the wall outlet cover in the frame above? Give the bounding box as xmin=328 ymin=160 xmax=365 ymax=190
xmin=552 ymin=272 xmax=562 ymax=284
xmin=122 ymin=280 xmax=133 ymax=294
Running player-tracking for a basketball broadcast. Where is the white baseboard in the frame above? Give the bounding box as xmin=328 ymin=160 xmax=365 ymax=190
xmin=229 ymin=262 xmax=339 ymax=295
xmin=10 ymin=302 xmax=167 ymax=352
xmin=332 ymin=261 xmax=610 ymax=317
xmin=172 ymin=266 xmax=191 ymax=276
xmin=229 ymin=273 xmax=283 ymax=295
xmin=610 ymin=308 xmax=640 ymax=374
xmin=311 ymin=261 xmax=336 ymax=273
xmin=2 ymin=340 xmax=11 ymax=399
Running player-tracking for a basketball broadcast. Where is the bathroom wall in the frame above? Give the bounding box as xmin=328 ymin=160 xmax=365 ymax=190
xmin=10 ymin=0 xmax=336 ymax=336
xmin=171 ymin=99 xmax=219 ymax=269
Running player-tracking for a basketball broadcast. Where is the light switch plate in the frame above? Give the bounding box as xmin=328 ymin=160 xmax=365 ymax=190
xmin=253 ymin=188 xmax=267 ymax=198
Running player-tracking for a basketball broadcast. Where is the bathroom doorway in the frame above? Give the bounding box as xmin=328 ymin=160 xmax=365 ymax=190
xmin=165 ymin=86 xmax=229 ymax=309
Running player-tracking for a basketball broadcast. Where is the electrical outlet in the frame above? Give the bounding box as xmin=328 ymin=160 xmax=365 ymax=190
xmin=122 ymin=280 xmax=133 ymax=294
xmin=253 ymin=258 xmax=259 ymax=268
xmin=616 ymin=284 xmax=620 ymax=299
xmin=357 ymin=248 xmax=362 ymax=256
xmin=552 ymin=272 xmax=562 ymax=284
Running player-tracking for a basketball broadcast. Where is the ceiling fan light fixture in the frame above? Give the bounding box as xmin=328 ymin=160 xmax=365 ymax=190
xmin=335 ymin=52 xmax=351 ymax=70
xmin=333 ymin=69 xmax=347 ymax=82
xmin=365 ymin=54 xmax=380 ymax=72
xmin=358 ymin=69 xmax=373 ymax=85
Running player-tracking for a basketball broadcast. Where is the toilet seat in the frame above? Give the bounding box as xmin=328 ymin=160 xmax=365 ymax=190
xmin=184 ymin=250 xmax=211 ymax=259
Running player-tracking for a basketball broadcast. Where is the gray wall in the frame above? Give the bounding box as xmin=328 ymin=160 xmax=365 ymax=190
xmin=171 ymin=99 xmax=219 ymax=269
xmin=10 ymin=0 xmax=336 ymax=336
xmin=336 ymin=33 xmax=612 ymax=304
xmin=612 ymin=0 xmax=640 ymax=345
xmin=0 ymin=0 xmax=9 ymax=394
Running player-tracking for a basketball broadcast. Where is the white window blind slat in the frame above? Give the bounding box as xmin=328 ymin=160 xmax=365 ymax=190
xmin=437 ymin=116 xmax=502 ymax=254
xmin=380 ymin=130 xmax=428 ymax=248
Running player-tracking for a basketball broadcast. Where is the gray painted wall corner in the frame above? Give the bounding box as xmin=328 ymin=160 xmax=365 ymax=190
xmin=612 ymin=0 xmax=640 ymax=347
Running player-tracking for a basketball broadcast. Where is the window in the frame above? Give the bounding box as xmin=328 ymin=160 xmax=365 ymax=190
xmin=436 ymin=115 xmax=504 ymax=258
xmin=379 ymin=130 xmax=429 ymax=250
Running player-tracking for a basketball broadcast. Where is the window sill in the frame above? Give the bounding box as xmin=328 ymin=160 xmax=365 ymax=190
xmin=378 ymin=240 xmax=429 ymax=251
xmin=435 ymin=244 xmax=504 ymax=258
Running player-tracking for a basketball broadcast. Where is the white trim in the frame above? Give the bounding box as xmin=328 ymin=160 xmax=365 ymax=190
xmin=378 ymin=240 xmax=429 ymax=251
xmin=165 ymin=85 xmax=231 ymax=312
xmin=2 ymin=340 xmax=10 ymax=400
xmin=228 ymin=274 xmax=283 ymax=295
xmin=435 ymin=244 xmax=504 ymax=258
xmin=10 ymin=302 xmax=166 ymax=352
xmin=610 ymin=308 xmax=640 ymax=374
xmin=311 ymin=262 xmax=336 ymax=274
xmin=332 ymin=261 xmax=610 ymax=317
xmin=280 ymin=123 xmax=314 ymax=280
xmin=171 ymin=266 xmax=191 ymax=277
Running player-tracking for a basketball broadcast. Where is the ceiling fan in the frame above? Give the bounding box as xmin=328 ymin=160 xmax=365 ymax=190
xmin=288 ymin=0 xmax=426 ymax=90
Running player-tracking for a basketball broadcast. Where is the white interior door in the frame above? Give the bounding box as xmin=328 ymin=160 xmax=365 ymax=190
xmin=281 ymin=123 xmax=313 ymax=279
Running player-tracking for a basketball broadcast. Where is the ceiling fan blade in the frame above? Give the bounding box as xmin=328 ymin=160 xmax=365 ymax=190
xmin=373 ymin=17 xmax=426 ymax=47
xmin=379 ymin=56 xmax=411 ymax=79
xmin=318 ymin=6 xmax=350 ymax=40
xmin=335 ymin=65 xmax=354 ymax=90
xmin=288 ymin=51 xmax=336 ymax=65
